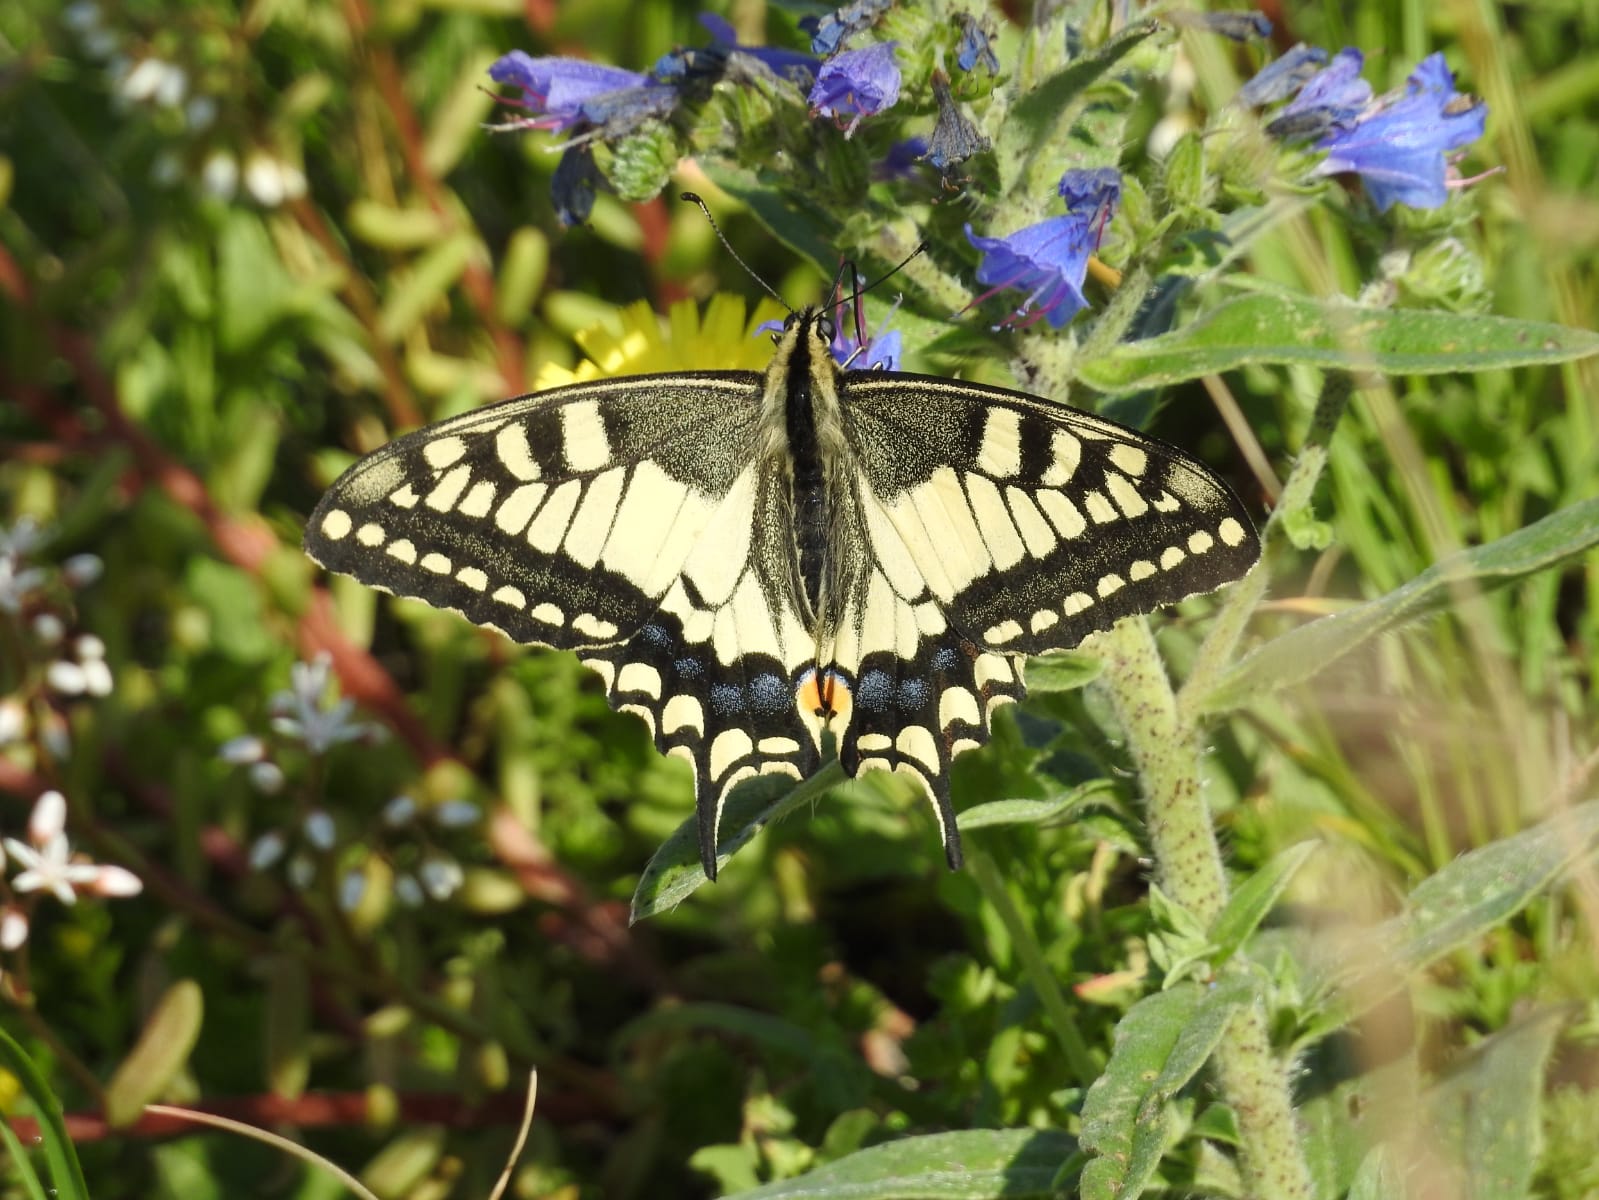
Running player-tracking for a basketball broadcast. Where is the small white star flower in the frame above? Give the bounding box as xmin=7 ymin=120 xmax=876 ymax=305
xmin=5 ymin=835 xmax=103 ymax=905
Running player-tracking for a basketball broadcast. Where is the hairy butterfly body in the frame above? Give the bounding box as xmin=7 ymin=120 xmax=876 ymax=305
xmin=305 ymin=307 xmax=1259 ymax=878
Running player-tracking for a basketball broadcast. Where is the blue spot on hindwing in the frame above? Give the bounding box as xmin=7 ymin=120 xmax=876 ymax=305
xmin=710 ymin=683 xmax=743 ymax=714
xmin=857 ymin=670 xmax=894 ymax=713
xmin=750 ymin=673 xmax=787 ymax=715
xmin=897 ymin=677 xmax=931 ymax=712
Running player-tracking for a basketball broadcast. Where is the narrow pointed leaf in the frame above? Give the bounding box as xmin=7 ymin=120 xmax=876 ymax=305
xmin=1305 ymin=802 xmax=1599 ymax=1035
xmin=720 ymin=1129 xmax=1078 ymax=1199
xmin=1211 ymin=841 xmax=1319 ymax=964
xmin=632 ymin=764 xmax=845 ymax=920
xmin=0 ymin=1026 xmax=89 ymax=1200
xmin=1079 ymin=984 xmax=1201 ymax=1200
xmin=1076 ymin=294 xmax=1599 ymax=394
xmin=1197 ymin=498 xmax=1599 ymax=715
xmin=1426 ymin=1009 xmax=1568 ymax=1200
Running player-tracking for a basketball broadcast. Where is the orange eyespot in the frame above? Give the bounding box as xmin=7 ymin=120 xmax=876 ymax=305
xmin=796 ymin=667 xmax=852 ymax=727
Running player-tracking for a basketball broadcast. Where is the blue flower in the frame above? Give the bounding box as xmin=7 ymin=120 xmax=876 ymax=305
xmin=809 ymin=41 xmax=901 ymax=138
xmin=964 ymin=168 xmax=1121 ymax=329
xmin=805 ymin=0 xmax=891 ymax=57
xmin=1237 ymin=43 xmax=1328 ymax=108
xmin=955 ymin=13 xmax=1000 ymax=75
xmin=1312 ymin=53 xmax=1487 ymax=211
xmin=829 ymin=300 xmax=904 ymax=370
xmin=489 ymin=51 xmax=676 ymax=136
xmin=756 ymin=300 xmax=903 ymax=371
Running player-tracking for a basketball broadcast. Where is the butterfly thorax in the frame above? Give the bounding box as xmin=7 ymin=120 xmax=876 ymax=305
xmin=760 ymin=308 xmax=855 ymax=633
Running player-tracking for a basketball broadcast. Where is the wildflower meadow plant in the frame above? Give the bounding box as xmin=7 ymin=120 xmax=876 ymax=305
xmin=465 ymin=8 xmax=1598 ymax=1199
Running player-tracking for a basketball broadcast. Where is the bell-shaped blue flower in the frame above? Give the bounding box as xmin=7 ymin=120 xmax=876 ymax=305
xmin=964 ymin=168 xmax=1121 ymax=329
xmin=1313 ymin=53 xmax=1487 ymax=211
xmin=808 ymin=41 xmax=901 ymax=138
xmin=489 ymin=51 xmax=675 ymax=136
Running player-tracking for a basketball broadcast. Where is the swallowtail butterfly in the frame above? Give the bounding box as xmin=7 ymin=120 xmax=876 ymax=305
xmin=305 ymin=307 xmax=1259 ymax=877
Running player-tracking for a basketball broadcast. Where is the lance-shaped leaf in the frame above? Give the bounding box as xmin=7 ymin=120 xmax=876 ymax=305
xmin=720 ymin=1128 xmax=1079 ymax=1199
xmin=104 ymin=979 xmax=205 ymax=1128
xmin=1210 ymin=841 xmax=1319 ymax=965
xmin=632 ymin=765 xmax=846 ymax=920
xmin=1075 ymin=294 xmax=1599 ymax=394
xmin=1302 ymin=801 xmax=1599 ymax=1039
xmin=1079 ymin=973 xmax=1259 ymax=1200
xmin=1196 ymin=497 xmax=1599 ymax=715
xmin=0 ymin=1026 xmax=90 ymax=1200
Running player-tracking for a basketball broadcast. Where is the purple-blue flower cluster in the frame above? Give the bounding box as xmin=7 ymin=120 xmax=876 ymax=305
xmin=1247 ymin=47 xmax=1488 ymax=212
xmin=808 ymin=41 xmax=902 ymax=138
xmin=964 ymin=168 xmax=1122 ymax=329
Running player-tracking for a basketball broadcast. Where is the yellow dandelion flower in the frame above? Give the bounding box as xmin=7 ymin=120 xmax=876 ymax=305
xmin=534 ymin=294 xmax=790 ymax=390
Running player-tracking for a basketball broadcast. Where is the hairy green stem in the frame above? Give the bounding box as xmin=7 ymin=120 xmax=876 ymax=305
xmin=1092 ymin=617 xmax=1313 ymax=1200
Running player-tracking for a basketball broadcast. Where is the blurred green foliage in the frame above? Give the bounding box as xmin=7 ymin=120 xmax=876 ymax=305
xmin=1 ymin=0 xmax=1598 ymax=1197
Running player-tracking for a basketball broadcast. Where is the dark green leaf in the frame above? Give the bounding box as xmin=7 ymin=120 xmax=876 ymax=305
xmin=631 ymin=763 xmax=846 ymax=920
xmin=1079 ymin=984 xmax=1201 ymax=1200
xmin=1197 ymin=498 xmax=1599 ymax=715
xmin=957 ymin=778 xmax=1116 ymax=831
xmin=1075 ymin=294 xmax=1599 ymax=394
xmin=720 ymin=1129 xmax=1078 ymax=1199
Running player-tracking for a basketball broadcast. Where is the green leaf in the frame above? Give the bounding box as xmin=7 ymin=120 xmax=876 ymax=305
xmin=1197 ymin=498 xmax=1599 ymax=715
xmin=0 ymin=1026 xmax=89 ymax=1200
xmin=630 ymin=763 xmax=846 ymax=920
xmin=1004 ymin=22 xmax=1159 ymax=164
xmin=956 ymin=778 xmax=1116 ymax=831
xmin=720 ymin=1129 xmax=1078 ymax=1199
xmin=1210 ymin=841 xmax=1319 ymax=965
xmin=105 ymin=979 xmax=205 ymax=1128
xmin=1024 ymin=650 xmax=1103 ymax=693
xmin=0 ymin=1118 xmax=49 ymax=1200
xmin=1346 ymin=1145 xmax=1405 ymax=1200
xmin=1079 ymin=983 xmax=1201 ymax=1200
xmin=1084 ymin=974 xmax=1259 ymax=1200
xmin=1425 ymin=1009 xmax=1568 ymax=1200
xmin=1310 ymin=802 xmax=1599 ymax=1026
xmin=1075 ymin=294 xmax=1599 ymax=394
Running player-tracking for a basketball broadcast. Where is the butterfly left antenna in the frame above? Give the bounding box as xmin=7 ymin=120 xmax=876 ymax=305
xmin=843 ymin=242 xmax=927 ymax=306
xmin=679 ymin=192 xmax=794 ymax=316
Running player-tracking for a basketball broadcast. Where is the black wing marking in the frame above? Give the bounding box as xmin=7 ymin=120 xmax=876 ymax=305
xmin=840 ymin=372 xmax=1261 ymax=657
xmin=305 ymin=373 xmax=762 ymax=649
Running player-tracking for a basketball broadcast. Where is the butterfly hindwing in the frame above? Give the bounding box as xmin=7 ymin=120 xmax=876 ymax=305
xmin=305 ymin=373 xmax=763 ymax=649
xmin=580 ymin=468 xmax=822 ymax=875
xmin=840 ymin=373 xmax=1261 ymax=657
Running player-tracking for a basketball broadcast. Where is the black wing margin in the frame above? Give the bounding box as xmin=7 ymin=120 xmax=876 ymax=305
xmin=305 ymin=373 xmax=763 ymax=650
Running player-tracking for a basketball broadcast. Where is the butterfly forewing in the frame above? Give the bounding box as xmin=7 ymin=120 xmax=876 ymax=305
xmin=840 ymin=374 xmax=1261 ymax=657
xmin=305 ymin=374 xmax=762 ymax=648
